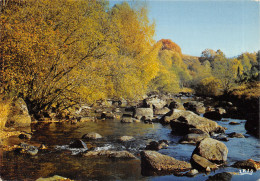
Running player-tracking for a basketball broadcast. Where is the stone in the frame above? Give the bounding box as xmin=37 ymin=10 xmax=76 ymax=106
xmin=140 ymin=151 xmax=192 ymax=173
xmin=15 ymin=142 xmax=38 ymax=156
xmin=179 ymin=133 xmax=210 ymax=144
xmin=203 ymin=111 xmax=222 ymax=121
xmin=119 ymin=136 xmax=134 ymax=142
xmin=185 ymin=169 xmax=199 ymax=177
xmin=142 ymin=97 xmax=167 ymax=109
xmin=192 ymin=138 xmax=228 ymax=163
xmin=164 ymin=109 xmax=225 ymax=134
xmin=121 ymin=114 xmax=134 ymax=123
xmin=133 ymin=108 xmax=153 ymax=120
xmin=228 ymin=132 xmax=245 ymax=138
xmin=191 ymin=154 xmax=218 ymax=171
xmin=145 ymin=140 xmax=168 ymax=151
xmin=101 ymin=112 xmax=115 ymax=119
xmin=215 ymin=107 xmax=226 ymax=115
xmin=154 ymin=107 xmax=170 ymax=115
xmin=183 ymin=101 xmax=206 ymax=114
xmin=206 ymin=172 xmax=232 ymax=181
xmin=82 ymin=132 xmax=102 ymax=140
xmin=167 ymin=101 xmax=185 ymax=110
xmin=18 ymin=133 xmax=32 ymax=140
xmin=232 ymin=159 xmax=260 ymax=171
xmin=5 ymin=98 xmax=31 ymax=127
xmin=69 ymin=139 xmax=88 ymax=149
xmin=82 ymin=150 xmax=136 ymax=159
xmin=212 ymin=134 xmax=229 ymax=142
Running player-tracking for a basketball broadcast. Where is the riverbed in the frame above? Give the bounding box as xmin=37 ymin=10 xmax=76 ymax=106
xmin=0 ymin=109 xmax=259 ymax=180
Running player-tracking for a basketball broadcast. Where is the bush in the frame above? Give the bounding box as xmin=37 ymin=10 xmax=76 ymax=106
xmin=195 ymin=77 xmax=221 ymax=96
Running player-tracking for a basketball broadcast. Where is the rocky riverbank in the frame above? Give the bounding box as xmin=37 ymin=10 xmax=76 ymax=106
xmin=0 ymin=92 xmax=259 ymax=180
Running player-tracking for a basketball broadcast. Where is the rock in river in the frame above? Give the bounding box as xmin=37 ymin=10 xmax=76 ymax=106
xmin=119 ymin=136 xmax=134 ymax=142
xmin=140 ymin=151 xmax=192 ymax=174
xmin=145 ymin=140 xmax=169 ymax=151
xmin=133 ymin=108 xmax=153 ymax=120
xmin=190 ymin=154 xmax=218 ymax=171
xmin=179 ymin=133 xmax=210 ymax=144
xmin=162 ymin=109 xmax=225 ymax=135
xmin=15 ymin=142 xmax=38 ymax=156
xmin=82 ymin=150 xmax=136 ymax=159
xmin=206 ymin=172 xmax=232 ymax=181
xmin=232 ymin=159 xmax=260 ymax=171
xmin=183 ymin=101 xmax=206 ymax=114
xmin=154 ymin=107 xmax=170 ymax=115
xmin=192 ymin=138 xmax=228 ymax=163
xmin=228 ymin=132 xmax=245 ymax=138
xmin=69 ymin=139 xmax=88 ymax=149
xmin=82 ymin=132 xmax=102 ymax=140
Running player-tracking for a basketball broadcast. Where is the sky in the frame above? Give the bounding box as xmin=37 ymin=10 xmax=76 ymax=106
xmin=110 ymin=0 xmax=260 ymax=57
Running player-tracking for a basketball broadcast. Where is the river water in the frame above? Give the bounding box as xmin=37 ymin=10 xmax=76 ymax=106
xmin=0 ymin=107 xmax=260 ymax=180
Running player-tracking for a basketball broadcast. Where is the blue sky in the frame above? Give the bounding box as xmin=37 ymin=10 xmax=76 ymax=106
xmin=110 ymin=0 xmax=259 ymax=57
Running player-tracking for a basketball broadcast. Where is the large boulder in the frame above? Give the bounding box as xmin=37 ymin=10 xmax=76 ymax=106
xmin=164 ymin=109 xmax=225 ymax=134
xmin=179 ymin=133 xmax=209 ymax=144
xmin=192 ymin=138 xmax=228 ymax=163
xmin=82 ymin=150 xmax=136 ymax=159
xmin=140 ymin=151 xmax=192 ymax=174
xmin=183 ymin=101 xmax=206 ymax=114
xmin=133 ymin=108 xmax=153 ymax=120
xmin=142 ymin=97 xmax=167 ymax=109
xmin=190 ymin=154 xmax=218 ymax=171
xmin=154 ymin=107 xmax=170 ymax=115
xmin=5 ymin=98 xmax=31 ymax=127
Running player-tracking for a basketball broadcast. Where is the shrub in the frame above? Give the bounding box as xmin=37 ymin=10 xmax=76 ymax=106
xmin=195 ymin=77 xmax=221 ymax=96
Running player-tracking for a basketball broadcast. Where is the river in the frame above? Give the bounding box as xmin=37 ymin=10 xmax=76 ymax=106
xmin=0 ymin=104 xmax=259 ymax=180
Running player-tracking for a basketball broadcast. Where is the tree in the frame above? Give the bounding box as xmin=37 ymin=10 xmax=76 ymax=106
xmin=199 ymin=49 xmax=217 ymax=63
xmin=108 ymin=2 xmax=160 ymax=99
xmin=212 ymin=57 xmax=239 ymax=94
xmin=0 ymin=0 xmax=159 ymax=116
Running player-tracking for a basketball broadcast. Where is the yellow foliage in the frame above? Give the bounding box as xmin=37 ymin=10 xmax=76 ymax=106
xmin=195 ymin=77 xmax=221 ymax=96
xmin=0 ymin=0 xmax=160 ymax=114
xmin=0 ymin=96 xmax=10 ymax=130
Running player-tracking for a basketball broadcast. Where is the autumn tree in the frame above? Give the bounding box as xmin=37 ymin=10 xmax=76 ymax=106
xmin=0 ymin=0 xmax=161 ymax=116
xmin=107 ymin=2 xmax=160 ymax=99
